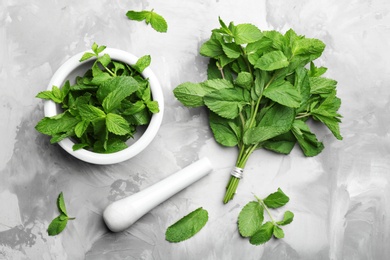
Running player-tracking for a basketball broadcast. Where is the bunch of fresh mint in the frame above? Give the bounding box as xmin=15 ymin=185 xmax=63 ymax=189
xmin=173 ymin=18 xmax=342 ymax=203
xmin=35 ymin=43 xmax=159 ymax=153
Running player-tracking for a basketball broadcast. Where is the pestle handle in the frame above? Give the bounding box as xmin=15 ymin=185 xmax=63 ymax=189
xmin=103 ymin=157 xmax=213 ymax=232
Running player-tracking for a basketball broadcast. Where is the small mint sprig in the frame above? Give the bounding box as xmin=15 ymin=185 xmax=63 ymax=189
xmin=126 ymin=9 xmax=168 ymax=33
xmin=47 ymin=192 xmax=75 ymax=236
xmin=238 ymin=188 xmax=294 ymax=245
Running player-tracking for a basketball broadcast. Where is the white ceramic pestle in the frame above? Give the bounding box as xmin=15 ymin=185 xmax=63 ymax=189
xmin=103 ymin=157 xmax=213 ymax=232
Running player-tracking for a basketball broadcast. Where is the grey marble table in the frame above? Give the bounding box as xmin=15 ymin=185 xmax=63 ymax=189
xmin=1 ymin=0 xmax=390 ymax=259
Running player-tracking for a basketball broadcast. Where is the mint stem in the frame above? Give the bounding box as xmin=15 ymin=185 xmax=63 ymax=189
xmin=255 ymin=195 xmax=276 ymax=224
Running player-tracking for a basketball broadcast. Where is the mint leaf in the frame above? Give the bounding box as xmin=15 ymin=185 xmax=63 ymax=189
xmin=209 ymin=112 xmax=239 ymax=147
xmin=222 ymin=42 xmax=241 ymax=59
xmin=292 ymin=120 xmax=324 ymax=156
xmin=235 ymin=72 xmax=253 ymax=89
xmin=35 ymin=112 xmax=79 ymax=136
xmin=146 ymin=101 xmax=159 ymax=113
xmin=238 ymin=201 xmax=264 ymax=237
xmin=263 ymin=80 xmax=301 ymax=108
xmin=106 ymin=113 xmax=131 ymax=135
xmin=255 ymin=50 xmax=289 ymax=71
xmin=231 ymin=23 xmax=263 ymax=45
xmin=273 ymin=225 xmax=285 ymax=239
xmin=309 ymin=77 xmax=337 ymax=94
xmin=165 ymin=207 xmax=208 ymax=243
xmin=200 ymin=38 xmax=224 ymax=58
xmin=47 ymin=215 xmax=68 ymax=236
xmin=263 ymin=188 xmax=289 ymax=209
xmin=277 ymin=211 xmax=294 ymax=226
xmin=243 ymin=104 xmax=295 ymax=145
xmin=204 ymin=88 xmax=250 ymax=119
xmin=122 ymin=101 xmax=146 ymax=115
xmin=80 ymin=52 xmax=96 ymax=62
xmin=126 ymin=10 xmax=168 ymax=33
xmin=249 ymin=222 xmax=274 ymax=245
xmin=57 ymin=192 xmax=67 ymax=216
xmin=78 ymin=104 xmax=106 ymax=122
xmin=74 ymin=120 xmax=89 ymax=138
xmin=102 ymin=77 xmax=139 ymax=113
xmin=149 ymin=11 xmax=168 ymax=33
xmin=173 ymin=79 xmax=234 ymax=107
xmin=134 ymin=55 xmax=151 ymax=73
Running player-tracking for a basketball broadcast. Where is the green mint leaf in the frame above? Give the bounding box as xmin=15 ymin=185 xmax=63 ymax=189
xmin=146 ymin=101 xmax=159 ymax=113
xmin=231 ymin=23 xmax=263 ymax=45
xmin=277 ymin=211 xmax=294 ymax=226
xmin=57 ymin=192 xmax=67 ymax=216
xmin=222 ymin=42 xmax=241 ymax=59
xmin=209 ymin=112 xmax=239 ymax=147
xmin=235 ymin=72 xmax=253 ymax=90
xmin=102 ymin=138 xmax=128 ymax=153
xmin=78 ymin=104 xmax=106 ymax=122
xmin=263 ymin=188 xmax=290 ymax=209
xmin=309 ymin=77 xmax=337 ymax=94
xmin=292 ymin=38 xmax=325 ymax=59
xmin=204 ymin=88 xmax=250 ymax=119
xmin=47 ymin=214 xmax=68 ymax=236
xmin=122 ymin=101 xmax=146 ymax=115
xmin=309 ymin=62 xmax=327 ymax=77
xmin=79 ymin=52 xmax=96 ymax=62
xmin=262 ymin=139 xmax=296 ymax=155
xmin=97 ymin=53 xmax=111 ymax=67
xmin=263 ymin=30 xmax=285 ymax=50
xmin=273 ymin=225 xmax=285 ymax=239
xmin=126 ymin=10 xmax=167 ymax=33
xmin=173 ymin=79 xmax=234 ymax=107
xmin=200 ymin=38 xmax=224 ymax=58
xmin=243 ymin=104 xmax=295 ymax=145
xmin=255 ymin=50 xmax=289 ymax=71
xmin=126 ymin=10 xmax=149 ymax=21
xmin=106 ymin=113 xmax=131 ymax=136
xmin=249 ymin=222 xmax=274 ymax=245
xmin=72 ymin=143 xmax=89 ymax=151
xmin=291 ymin=120 xmax=324 ymax=156
xmin=263 ymin=80 xmax=301 ymax=108
xmin=74 ymin=120 xmax=89 ymax=138
xmin=35 ymin=112 xmax=79 ymax=136
xmin=149 ymin=11 xmax=168 ymax=33
xmin=134 ymin=55 xmax=151 ymax=73
xmin=238 ymin=201 xmax=264 ymax=237
xmin=101 ymin=77 xmax=139 ymax=113
xmin=165 ymin=207 xmax=208 ymax=243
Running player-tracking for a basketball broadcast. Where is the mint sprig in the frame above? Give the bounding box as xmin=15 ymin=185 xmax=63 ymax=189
xmin=126 ymin=9 xmax=168 ymax=33
xmin=173 ymin=18 xmax=342 ymax=203
xmin=47 ymin=192 xmax=75 ymax=236
xmin=238 ymin=188 xmax=294 ymax=245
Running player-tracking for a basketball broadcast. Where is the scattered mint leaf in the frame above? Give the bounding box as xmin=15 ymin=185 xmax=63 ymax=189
xmin=238 ymin=201 xmax=264 ymax=237
xmin=273 ymin=225 xmax=285 ymax=239
xmin=263 ymin=188 xmax=290 ymax=209
xmin=47 ymin=215 xmax=68 ymax=236
xmin=165 ymin=207 xmax=208 ymax=243
xmin=238 ymin=189 xmax=294 ymax=245
xmin=249 ymin=221 xmax=274 ymax=245
xmin=47 ymin=192 xmax=75 ymax=236
xmin=126 ymin=9 xmax=168 ymax=33
xmin=57 ymin=192 xmax=67 ymax=216
xmin=277 ymin=211 xmax=294 ymax=226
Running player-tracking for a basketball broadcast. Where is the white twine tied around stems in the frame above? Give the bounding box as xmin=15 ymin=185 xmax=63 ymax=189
xmin=230 ymin=167 xmax=244 ymax=179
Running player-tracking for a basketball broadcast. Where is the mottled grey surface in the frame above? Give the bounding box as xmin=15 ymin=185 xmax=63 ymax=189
xmin=1 ymin=0 xmax=390 ymax=259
